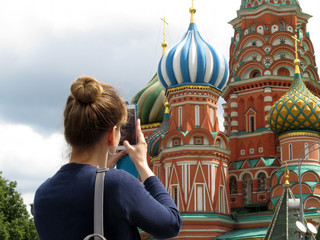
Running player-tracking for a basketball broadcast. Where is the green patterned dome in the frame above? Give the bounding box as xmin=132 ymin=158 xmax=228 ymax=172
xmin=131 ymin=74 xmax=166 ymax=125
xmin=269 ymin=61 xmax=320 ymax=135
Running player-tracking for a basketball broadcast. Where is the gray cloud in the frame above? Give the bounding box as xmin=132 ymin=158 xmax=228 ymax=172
xmin=0 ymin=25 xmax=161 ymax=134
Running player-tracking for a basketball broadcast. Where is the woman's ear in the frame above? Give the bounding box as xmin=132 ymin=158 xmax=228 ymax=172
xmin=107 ymin=127 xmax=115 ymax=146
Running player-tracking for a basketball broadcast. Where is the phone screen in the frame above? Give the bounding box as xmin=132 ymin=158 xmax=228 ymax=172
xmin=118 ymin=105 xmax=137 ymax=150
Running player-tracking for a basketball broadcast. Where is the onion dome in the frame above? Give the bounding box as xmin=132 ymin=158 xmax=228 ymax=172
xmin=268 ymin=58 xmax=320 ymax=135
xmin=147 ymin=102 xmax=170 ymax=157
xmin=157 ymin=5 xmax=228 ymax=92
xmin=131 ymin=74 xmax=166 ymax=125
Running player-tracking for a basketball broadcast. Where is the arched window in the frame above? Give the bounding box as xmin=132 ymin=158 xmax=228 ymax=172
xmin=257 ymin=172 xmax=267 ymax=191
xmin=242 ymin=173 xmax=252 ymax=204
xmin=257 ymin=25 xmax=264 ymax=35
xmin=249 ymin=115 xmax=255 ymax=132
xmin=178 ymin=107 xmax=182 ymax=128
xmin=229 ymin=176 xmax=238 ymax=194
xmin=304 ymin=143 xmax=309 ymax=159
xmin=250 ymin=70 xmax=261 ymax=78
xmin=172 ymin=186 xmax=178 ymax=207
xmin=289 ymin=144 xmax=293 ymax=160
xmin=195 ymin=105 xmax=200 ymax=127
xmin=216 ymin=139 xmax=221 ymax=147
xmin=277 ymin=67 xmax=290 ymax=76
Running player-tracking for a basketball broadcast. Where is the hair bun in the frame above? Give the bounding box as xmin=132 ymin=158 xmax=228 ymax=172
xmin=70 ymin=76 xmax=103 ymax=104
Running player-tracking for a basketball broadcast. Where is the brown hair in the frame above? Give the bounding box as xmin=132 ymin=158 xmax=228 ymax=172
xmin=64 ymin=76 xmax=127 ymax=148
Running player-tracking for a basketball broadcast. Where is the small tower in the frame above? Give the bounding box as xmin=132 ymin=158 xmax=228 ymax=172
xmin=156 ymin=2 xmax=233 ymax=238
xmin=268 ymin=34 xmax=320 ymax=167
xmin=264 ymin=164 xmax=300 ymax=240
xmin=222 ymin=0 xmax=320 ymax=210
xmin=268 ymin=31 xmax=320 ymax=217
xmin=131 ymin=18 xmax=169 ymax=139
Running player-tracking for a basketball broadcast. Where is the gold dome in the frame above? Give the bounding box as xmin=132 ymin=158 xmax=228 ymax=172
xmin=268 ymin=65 xmax=320 ymax=135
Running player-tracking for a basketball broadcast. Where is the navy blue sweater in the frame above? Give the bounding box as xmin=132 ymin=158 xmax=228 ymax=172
xmin=34 ymin=163 xmax=181 ymax=240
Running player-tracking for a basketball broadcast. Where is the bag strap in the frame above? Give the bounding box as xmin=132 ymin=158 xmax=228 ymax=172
xmin=83 ymin=233 xmax=106 ymax=240
xmin=93 ymin=168 xmax=108 ymax=240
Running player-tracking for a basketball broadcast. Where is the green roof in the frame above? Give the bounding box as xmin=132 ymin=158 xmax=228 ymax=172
xmin=230 ymin=157 xmax=277 ymax=170
xmin=260 ymin=157 xmax=277 ymax=166
xmin=247 ymin=159 xmax=259 ymax=168
xmin=236 ymin=213 xmax=273 ymax=222
xmin=232 ymin=161 xmax=244 ymax=170
xmin=275 ymin=165 xmax=320 ymax=179
xmin=214 ymin=227 xmax=267 ymax=240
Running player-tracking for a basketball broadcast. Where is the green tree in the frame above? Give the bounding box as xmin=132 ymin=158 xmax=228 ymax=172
xmin=0 ymin=172 xmax=38 ymax=240
xmin=316 ymin=225 xmax=320 ymax=240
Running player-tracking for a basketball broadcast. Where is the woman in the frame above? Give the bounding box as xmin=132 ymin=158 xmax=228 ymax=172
xmin=33 ymin=76 xmax=181 ymax=239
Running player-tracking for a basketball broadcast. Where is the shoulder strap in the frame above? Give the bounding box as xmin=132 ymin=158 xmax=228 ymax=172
xmin=94 ymin=168 xmax=108 ymax=240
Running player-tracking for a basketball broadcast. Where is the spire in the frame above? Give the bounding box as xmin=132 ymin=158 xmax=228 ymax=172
xmin=264 ymin=185 xmax=298 ymax=239
xmin=160 ymin=17 xmax=168 ymax=55
xmin=189 ymin=0 xmax=196 ymax=23
xmin=291 ymin=32 xmax=301 ymax=74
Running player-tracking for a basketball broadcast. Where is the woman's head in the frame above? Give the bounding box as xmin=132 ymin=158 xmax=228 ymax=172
xmin=64 ymin=76 xmax=127 ymax=149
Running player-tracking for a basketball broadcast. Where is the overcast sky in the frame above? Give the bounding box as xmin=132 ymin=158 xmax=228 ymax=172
xmin=0 ymin=0 xmax=319 ymax=213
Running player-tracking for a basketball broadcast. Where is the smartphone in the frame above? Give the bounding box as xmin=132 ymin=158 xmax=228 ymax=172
xmin=118 ymin=104 xmax=137 ymax=150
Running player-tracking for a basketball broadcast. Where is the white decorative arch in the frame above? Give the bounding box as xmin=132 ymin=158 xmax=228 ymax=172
xmin=243 ymin=52 xmax=263 ymax=62
xmin=272 ymin=37 xmax=294 ymax=47
xmin=257 ymin=25 xmax=264 ymax=35
xmin=272 ymin=65 xmax=294 ymax=76
xmin=229 ymin=173 xmax=238 ymax=181
xmin=239 ymin=171 xmax=254 ymax=180
xmin=271 ymin=24 xmax=279 ymax=33
xmin=254 ymin=170 xmax=269 ymax=180
xmin=244 ymin=39 xmax=263 ymax=48
xmin=188 ymin=134 xmax=209 ymax=145
xmin=242 ymin=67 xmax=264 ymax=79
xmin=273 ymin=51 xmax=294 ymax=61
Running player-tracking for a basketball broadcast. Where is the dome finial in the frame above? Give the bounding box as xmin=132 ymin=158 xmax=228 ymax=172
xmin=164 ymin=101 xmax=169 ymax=114
xmin=291 ymin=32 xmax=301 ymax=74
xmin=284 ymin=161 xmax=290 ymax=187
xmin=189 ymin=0 xmax=196 ymax=23
xmin=160 ymin=17 xmax=168 ymax=55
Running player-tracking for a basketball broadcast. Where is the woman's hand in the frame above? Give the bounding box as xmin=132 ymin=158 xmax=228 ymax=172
xmin=123 ymin=119 xmax=154 ymax=182
xmin=107 ymin=150 xmax=127 ymax=169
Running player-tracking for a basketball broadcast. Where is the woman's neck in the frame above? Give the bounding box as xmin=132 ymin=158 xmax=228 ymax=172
xmin=70 ymin=143 xmax=108 ymax=168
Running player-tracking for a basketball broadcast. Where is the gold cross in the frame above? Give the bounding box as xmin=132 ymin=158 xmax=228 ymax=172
xmin=160 ymin=17 xmax=168 ymax=42
xmin=291 ymin=34 xmax=300 ymax=60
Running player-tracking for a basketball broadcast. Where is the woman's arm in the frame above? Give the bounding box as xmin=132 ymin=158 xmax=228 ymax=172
xmin=120 ymin=119 xmax=181 ymax=238
xmin=118 ymin=172 xmax=182 ymax=239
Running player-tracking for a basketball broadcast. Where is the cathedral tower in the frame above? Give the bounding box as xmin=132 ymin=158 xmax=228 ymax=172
xmin=222 ymin=0 xmax=320 ymax=209
xmin=147 ymin=3 xmax=234 ymax=239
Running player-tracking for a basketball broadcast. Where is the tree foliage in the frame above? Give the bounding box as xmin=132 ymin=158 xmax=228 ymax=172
xmin=0 ymin=172 xmax=38 ymax=240
xmin=316 ymin=225 xmax=320 ymax=240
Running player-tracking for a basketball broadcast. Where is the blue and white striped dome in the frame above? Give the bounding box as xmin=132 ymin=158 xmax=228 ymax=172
xmin=157 ymin=22 xmax=229 ymax=92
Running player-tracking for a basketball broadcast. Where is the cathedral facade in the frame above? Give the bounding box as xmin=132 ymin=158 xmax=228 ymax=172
xmin=131 ymin=0 xmax=320 ymax=239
